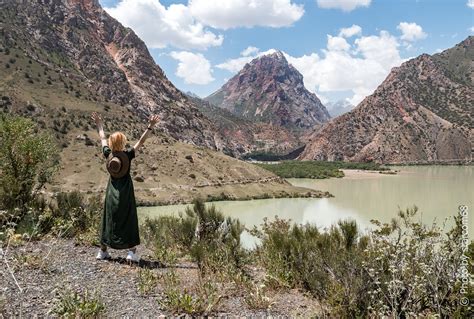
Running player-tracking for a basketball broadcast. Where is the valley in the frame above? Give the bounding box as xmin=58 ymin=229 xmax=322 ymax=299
xmin=1 ymin=0 xmax=473 ymax=317
xmin=0 ymin=0 xmax=327 ymax=205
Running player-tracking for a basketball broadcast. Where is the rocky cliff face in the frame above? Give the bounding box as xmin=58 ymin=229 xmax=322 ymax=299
xmin=206 ymin=51 xmax=330 ymax=131
xmin=0 ymin=0 xmax=222 ymax=149
xmin=300 ymin=37 xmax=473 ymax=163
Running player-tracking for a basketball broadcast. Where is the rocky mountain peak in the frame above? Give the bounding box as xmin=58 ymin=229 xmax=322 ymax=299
xmin=258 ymin=49 xmax=286 ymax=62
xmin=242 ymin=50 xmax=302 ymax=84
xmin=66 ymin=0 xmax=100 ymax=11
xmin=67 ymin=0 xmax=100 ymax=8
xmin=205 ymin=50 xmax=330 ymax=131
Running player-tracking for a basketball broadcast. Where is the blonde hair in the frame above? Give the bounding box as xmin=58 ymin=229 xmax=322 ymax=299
xmin=108 ymin=132 xmax=127 ymax=152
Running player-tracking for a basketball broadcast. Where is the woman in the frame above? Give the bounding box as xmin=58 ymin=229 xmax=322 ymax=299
xmin=91 ymin=112 xmax=159 ymax=262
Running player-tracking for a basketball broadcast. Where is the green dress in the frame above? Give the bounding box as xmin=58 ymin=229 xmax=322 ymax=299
xmin=101 ymin=146 xmax=140 ymax=249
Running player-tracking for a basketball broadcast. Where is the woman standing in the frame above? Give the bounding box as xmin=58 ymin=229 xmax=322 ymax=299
xmin=91 ymin=112 xmax=159 ymax=262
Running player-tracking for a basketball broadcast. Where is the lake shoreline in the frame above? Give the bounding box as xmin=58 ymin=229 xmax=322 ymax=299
xmin=135 ymin=185 xmax=333 ymax=207
xmin=135 ymin=168 xmax=393 ymax=207
xmin=340 ymin=169 xmax=398 ymax=179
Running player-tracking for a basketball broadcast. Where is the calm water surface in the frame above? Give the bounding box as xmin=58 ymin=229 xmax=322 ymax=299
xmin=138 ymin=166 xmax=473 ymax=247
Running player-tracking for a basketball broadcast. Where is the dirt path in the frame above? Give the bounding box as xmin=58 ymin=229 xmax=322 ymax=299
xmin=1 ymin=239 xmax=323 ymax=317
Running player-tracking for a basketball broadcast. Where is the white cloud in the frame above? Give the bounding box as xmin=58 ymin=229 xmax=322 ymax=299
xmin=217 ymin=29 xmax=404 ymax=106
xmin=468 ymin=0 xmax=474 ymax=9
xmin=355 ymin=31 xmax=402 ymax=68
xmin=289 ymin=31 xmax=402 ymax=103
xmin=104 ymin=0 xmax=223 ymax=50
xmin=284 ymin=53 xmax=321 ymax=94
xmin=327 ymin=35 xmax=350 ymax=51
xmin=188 ymin=0 xmax=304 ymax=30
xmin=170 ymin=51 xmax=214 ymax=85
xmin=216 ymin=48 xmax=277 ymax=73
xmin=397 ymin=22 xmax=427 ymax=42
xmin=469 ymin=26 xmax=474 ymax=33
xmin=338 ymin=24 xmax=362 ymax=38
xmin=241 ymin=46 xmax=260 ymax=57
xmin=216 ymin=56 xmax=255 ymax=73
xmin=316 ymin=0 xmax=371 ymax=12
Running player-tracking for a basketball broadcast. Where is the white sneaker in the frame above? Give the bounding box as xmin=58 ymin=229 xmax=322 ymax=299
xmin=96 ymin=250 xmax=111 ymax=260
xmin=126 ymin=250 xmax=139 ymax=263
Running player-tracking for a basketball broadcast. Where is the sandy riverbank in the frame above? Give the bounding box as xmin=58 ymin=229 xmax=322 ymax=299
xmin=340 ymin=169 xmax=397 ymax=179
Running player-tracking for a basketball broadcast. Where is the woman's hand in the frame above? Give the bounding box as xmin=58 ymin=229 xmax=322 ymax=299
xmin=148 ymin=114 xmax=160 ymax=128
xmin=135 ymin=114 xmax=160 ymax=151
xmin=91 ymin=112 xmax=103 ymax=126
xmin=91 ymin=112 xmax=107 ymax=146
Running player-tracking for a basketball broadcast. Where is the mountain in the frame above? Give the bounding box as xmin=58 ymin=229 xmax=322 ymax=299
xmin=0 ymin=0 xmax=224 ymax=149
xmin=326 ymin=100 xmax=354 ymax=118
xmin=205 ymin=51 xmax=330 ymax=131
xmin=300 ymin=37 xmax=473 ymax=163
xmin=0 ymin=0 xmax=324 ymax=201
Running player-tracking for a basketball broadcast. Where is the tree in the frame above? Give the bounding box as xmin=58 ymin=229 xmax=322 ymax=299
xmin=0 ymin=114 xmax=60 ymax=215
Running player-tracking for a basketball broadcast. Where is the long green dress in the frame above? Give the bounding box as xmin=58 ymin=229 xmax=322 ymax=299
xmin=101 ymin=146 xmax=140 ymax=249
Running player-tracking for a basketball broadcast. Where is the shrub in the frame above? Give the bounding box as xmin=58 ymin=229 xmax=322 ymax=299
xmin=137 ymin=268 xmax=159 ymax=295
xmin=38 ymin=191 xmax=101 ymax=243
xmin=243 ymin=282 xmax=273 ymax=310
xmin=141 ymin=214 xmax=195 ymax=264
xmin=0 ymin=115 xmax=60 ymax=215
xmin=255 ymin=160 xmax=390 ymax=179
xmin=49 ymin=288 xmax=105 ymax=317
xmin=250 ymin=216 xmax=367 ymax=309
xmin=159 ymin=269 xmax=221 ymax=315
xmin=141 ymin=198 xmax=248 ymax=275
xmin=188 ymin=199 xmax=247 ymax=273
xmin=362 ymin=207 xmax=473 ymax=317
xmin=251 ymin=208 xmax=473 ymax=317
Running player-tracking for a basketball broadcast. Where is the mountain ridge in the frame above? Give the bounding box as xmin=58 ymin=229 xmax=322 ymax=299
xmin=300 ymin=37 xmax=473 ymax=163
xmin=0 ymin=0 xmax=328 ymax=202
xmin=0 ymin=0 xmax=227 ymax=150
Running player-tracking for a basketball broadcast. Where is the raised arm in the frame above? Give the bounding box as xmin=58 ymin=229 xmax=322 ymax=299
xmin=91 ymin=112 xmax=108 ymax=148
xmin=134 ymin=114 xmax=160 ymax=152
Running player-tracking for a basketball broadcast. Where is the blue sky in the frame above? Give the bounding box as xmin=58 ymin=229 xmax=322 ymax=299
xmin=99 ymin=0 xmax=474 ymax=106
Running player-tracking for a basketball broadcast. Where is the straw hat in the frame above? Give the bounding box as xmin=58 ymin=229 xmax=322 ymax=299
xmin=106 ymin=151 xmax=130 ymax=179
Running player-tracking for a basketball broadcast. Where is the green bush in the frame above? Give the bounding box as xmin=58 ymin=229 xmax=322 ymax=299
xmin=362 ymin=207 xmax=473 ymax=317
xmin=137 ymin=268 xmax=159 ymax=295
xmin=188 ymin=199 xmax=247 ymax=273
xmin=250 ymin=216 xmax=368 ymax=316
xmin=159 ymin=269 xmax=221 ymax=315
xmin=251 ymin=208 xmax=473 ymax=317
xmin=141 ymin=198 xmax=248 ymax=274
xmin=141 ymin=213 xmax=195 ymax=264
xmin=49 ymin=288 xmax=105 ymax=317
xmin=255 ymin=160 xmax=390 ymax=179
xmin=0 ymin=114 xmax=59 ymax=214
xmin=38 ymin=191 xmax=101 ymax=243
